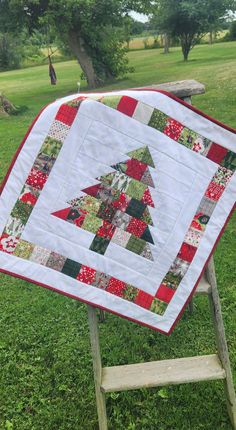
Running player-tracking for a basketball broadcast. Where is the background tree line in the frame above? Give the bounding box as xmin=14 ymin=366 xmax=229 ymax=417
xmin=0 ymin=0 xmax=235 ymax=87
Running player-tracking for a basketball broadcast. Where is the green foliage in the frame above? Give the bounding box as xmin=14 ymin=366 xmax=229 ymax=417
xmin=0 ymin=33 xmax=22 ymax=71
xmin=228 ymin=20 xmax=236 ymax=40
xmin=0 ymin=0 xmax=152 ymax=86
xmin=152 ymin=0 xmax=236 ymax=60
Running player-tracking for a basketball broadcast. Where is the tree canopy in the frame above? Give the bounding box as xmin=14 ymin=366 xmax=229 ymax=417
xmin=0 ymin=0 xmax=152 ymax=87
xmin=152 ymin=0 xmax=236 ymax=60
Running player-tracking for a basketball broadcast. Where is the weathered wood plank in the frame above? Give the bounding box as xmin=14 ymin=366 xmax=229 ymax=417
xmin=195 ymin=275 xmax=212 ymax=295
xmin=101 ymin=354 xmax=225 ymax=393
xmin=206 ymin=258 xmax=236 ymax=429
xmin=140 ymin=79 xmax=205 ymax=98
xmin=87 ymin=305 xmax=108 ymax=430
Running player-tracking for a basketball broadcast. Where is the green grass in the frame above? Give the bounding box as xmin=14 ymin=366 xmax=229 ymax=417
xmin=0 ymin=41 xmax=236 ymax=430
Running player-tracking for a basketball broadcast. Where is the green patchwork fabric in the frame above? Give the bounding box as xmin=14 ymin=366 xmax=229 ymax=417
xmin=112 ymin=162 xmax=128 ymax=174
xmin=78 ymin=195 xmax=101 ymax=215
xmin=61 ymin=259 xmax=81 ymax=278
xmin=40 ymin=137 xmax=62 ymax=157
xmin=150 ymin=298 xmax=168 ymax=315
xmin=14 ymin=240 xmax=34 ymax=259
xmin=222 ymin=151 xmax=236 ymax=171
xmin=148 ymin=109 xmax=168 ymax=132
xmin=126 ymin=235 xmax=146 ymax=255
xmin=82 ymin=214 xmax=102 ymax=234
xmin=141 ymin=226 xmax=154 ymax=244
xmin=127 ymin=146 xmax=155 ymax=168
xmin=126 ymin=179 xmax=146 ymax=200
xmin=90 ymin=236 xmax=110 ymax=254
xmin=11 ymin=200 xmax=33 ymax=225
xmin=99 ymin=173 xmax=115 ymax=187
xmin=101 ymin=95 xmax=122 ymax=109
xmin=126 ymin=198 xmax=146 ymax=219
xmin=179 ymin=128 xmax=198 ymax=149
xmin=122 ymin=284 xmax=138 ymax=302
xmin=97 ymin=202 xmax=116 ymax=222
xmin=163 ymin=271 xmax=182 ymax=290
xmin=67 ymin=99 xmax=82 ymax=108
xmin=141 ymin=207 xmax=153 ymax=225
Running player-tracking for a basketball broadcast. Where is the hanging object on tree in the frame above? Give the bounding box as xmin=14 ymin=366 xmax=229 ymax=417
xmin=48 ymin=55 xmax=57 ymax=85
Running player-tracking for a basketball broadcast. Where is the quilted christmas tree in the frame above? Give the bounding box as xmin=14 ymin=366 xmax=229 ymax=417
xmin=52 ymin=146 xmax=156 ymax=261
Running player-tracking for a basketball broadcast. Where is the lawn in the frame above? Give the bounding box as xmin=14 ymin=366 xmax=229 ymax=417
xmin=0 ymin=41 xmax=236 ymax=430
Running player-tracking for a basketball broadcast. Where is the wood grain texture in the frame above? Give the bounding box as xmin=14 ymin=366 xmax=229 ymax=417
xmin=140 ymin=79 xmax=205 ymax=98
xmin=101 ymin=354 xmax=225 ymax=393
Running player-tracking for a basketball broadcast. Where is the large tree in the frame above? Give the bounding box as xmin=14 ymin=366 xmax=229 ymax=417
xmin=152 ymin=0 xmax=236 ymax=61
xmin=0 ymin=0 xmax=151 ymax=87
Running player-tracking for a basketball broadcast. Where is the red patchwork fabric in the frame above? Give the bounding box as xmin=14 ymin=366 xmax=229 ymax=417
xmin=20 ymin=192 xmax=37 ymax=206
xmin=207 ymin=143 xmax=228 ymax=164
xmin=164 ymin=119 xmax=184 ymax=141
xmin=97 ymin=220 xmax=116 ymax=239
xmin=126 ymin=218 xmax=147 ymax=237
xmin=141 ymin=188 xmax=154 ymax=207
xmin=135 ymin=290 xmax=153 ymax=309
xmin=205 ymin=181 xmax=225 ymax=201
xmin=126 ymin=159 xmax=147 ymax=180
xmin=117 ymin=96 xmax=138 ymax=117
xmin=77 ymin=265 xmax=96 ymax=284
xmin=107 ymin=277 xmax=126 ymax=297
xmin=156 ymin=284 xmax=175 ymax=303
xmin=0 ymin=234 xmax=19 ymax=254
xmin=74 ymin=212 xmax=87 ymax=227
xmin=82 ymin=184 xmax=100 ymax=198
xmin=55 ymin=104 xmax=78 ymax=126
xmin=113 ymin=192 xmax=130 ymax=211
xmin=178 ymin=242 xmax=197 ymax=263
xmin=26 ymin=168 xmax=48 ymax=190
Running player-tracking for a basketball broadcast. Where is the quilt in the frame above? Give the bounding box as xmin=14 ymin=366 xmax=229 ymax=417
xmin=0 ymin=89 xmax=235 ymax=335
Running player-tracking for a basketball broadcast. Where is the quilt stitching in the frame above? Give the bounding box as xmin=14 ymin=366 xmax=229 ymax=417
xmin=52 ymin=147 xmax=156 ymax=261
xmin=0 ymin=93 xmax=235 ymax=324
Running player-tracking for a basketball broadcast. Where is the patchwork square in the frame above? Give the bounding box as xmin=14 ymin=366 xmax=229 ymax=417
xmin=46 ymin=252 xmax=66 ymax=271
xmin=55 ymin=104 xmax=78 ymax=126
xmin=133 ymin=102 xmax=154 ymax=124
xmin=126 ymin=199 xmax=146 ymax=218
xmin=40 ymin=137 xmax=62 ymax=157
xmin=126 ymin=235 xmax=146 ymax=255
xmin=148 ymin=109 xmax=168 ymax=132
xmin=89 ymin=236 xmax=110 ymax=255
xmin=62 ymin=259 xmax=81 ymax=278
xmin=30 ymin=245 xmax=51 ymax=265
xmin=111 ymin=229 xmax=131 ymax=247
xmin=48 ymin=120 xmax=70 ymax=142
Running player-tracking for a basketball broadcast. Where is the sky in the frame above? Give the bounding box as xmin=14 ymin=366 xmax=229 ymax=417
xmin=129 ymin=11 xmax=149 ymax=23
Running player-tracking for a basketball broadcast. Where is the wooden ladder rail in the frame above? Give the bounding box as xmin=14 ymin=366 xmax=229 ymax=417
xmin=86 ymin=81 xmax=236 ymax=429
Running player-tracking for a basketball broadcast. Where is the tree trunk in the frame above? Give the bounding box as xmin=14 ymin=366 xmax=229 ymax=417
xmin=209 ymin=31 xmax=213 ymax=44
xmin=68 ymin=31 xmax=101 ymax=88
xmin=163 ymin=33 xmax=169 ymax=54
xmin=0 ymin=93 xmax=16 ymax=116
xmin=181 ymin=35 xmax=191 ymax=61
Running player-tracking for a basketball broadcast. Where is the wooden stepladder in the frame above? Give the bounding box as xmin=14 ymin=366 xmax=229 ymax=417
xmin=87 ymin=81 xmax=236 ymax=430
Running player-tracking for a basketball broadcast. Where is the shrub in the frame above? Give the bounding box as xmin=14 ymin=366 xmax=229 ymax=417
xmin=0 ymin=33 xmax=22 ymax=70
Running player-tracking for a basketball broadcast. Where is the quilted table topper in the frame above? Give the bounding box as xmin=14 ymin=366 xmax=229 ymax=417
xmin=0 ymin=89 xmax=235 ymax=335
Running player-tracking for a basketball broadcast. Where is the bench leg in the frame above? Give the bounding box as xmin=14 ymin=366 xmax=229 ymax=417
xmin=87 ymin=305 xmax=108 ymax=430
xmin=206 ymin=258 xmax=236 ymax=429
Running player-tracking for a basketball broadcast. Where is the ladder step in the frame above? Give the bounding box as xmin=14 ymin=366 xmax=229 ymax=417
xmin=101 ymin=354 xmax=225 ymax=393
xmin=195 ymin=275 xmax=211 ymax=295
